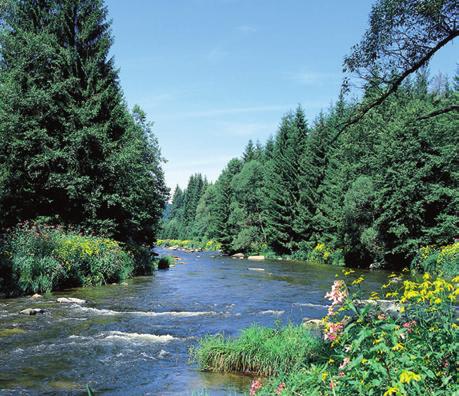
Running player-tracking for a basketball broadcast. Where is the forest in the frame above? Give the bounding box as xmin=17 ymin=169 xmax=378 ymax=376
xmin=161 ymin=72 xmax=458 ymax=269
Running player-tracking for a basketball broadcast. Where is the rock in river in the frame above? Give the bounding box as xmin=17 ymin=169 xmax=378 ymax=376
xmin=20 ymin=308 xmax=45 ymax=315
xmin=247 ymin=255 xmax=265 ymax=261
xmin=231 ymin=253 xmax=245 ymax=259
xmin=57 ymin=297 xmax=87 ymax=304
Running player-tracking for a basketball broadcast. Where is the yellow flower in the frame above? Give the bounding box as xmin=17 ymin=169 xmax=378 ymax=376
xmin=352 ymin=276 xmax=364 ymax=286
xmin=361 ymin=358 xmax=368 ymax=364
xmin=399 ymin=306 xmax=405 ymax=313
xmin=399 ymin=370 xmax=421 ymax=384
xmin=321 ymin=372 xmax=328 ymax=381
xmin=392 ymin=343 xmax=404 ymax=351
xmin=389 ymin=273 xmax=397 ymax=278
xmin=383 ymin=387 xmax=399 ymax=396
xmin=423 ymin=273 xmax=431 ymax=281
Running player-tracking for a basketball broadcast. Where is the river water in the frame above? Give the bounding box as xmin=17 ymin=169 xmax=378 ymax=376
xmin=0 ymin=249 xmax=391 ymax=395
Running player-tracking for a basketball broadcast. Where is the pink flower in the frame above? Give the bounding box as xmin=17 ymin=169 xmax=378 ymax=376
xmin=324 ymin=322 xmax=344 ymax=342
xmin=339 ymin=371 xmax=345 ymax=377
xmin=250 ymin=379 xmax=263 ymax=396
xmin=325 ymin=280 xmax=348 ymax=315
xmin=402 ymin=320 xmax=417 ymax=333
xmin=276 ymin=382 xmax=286 ymax=395
xmin=330 ymin=379 xmax=335 ymax=390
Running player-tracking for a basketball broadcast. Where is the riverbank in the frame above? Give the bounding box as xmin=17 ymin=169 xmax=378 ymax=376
xmin=0 ymin=224 xmax=162 ymax=297
xmin=192 ymin=271 xmax=459 ymax=395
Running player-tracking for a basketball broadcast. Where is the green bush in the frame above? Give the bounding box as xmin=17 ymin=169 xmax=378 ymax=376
xmin=411 ymin=242 xmax=459 ymax=278
xmin=1 ymin=224 xmax=135 ymax=295
xmin=157 ymin=255 xmax=175 ymax=269
xmin=191 ymin=324 xmax=324 ymax=376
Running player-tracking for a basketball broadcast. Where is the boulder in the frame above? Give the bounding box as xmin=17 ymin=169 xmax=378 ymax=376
xmin=20 ymin=308 xmax=45 ymax=315
xmin=232 ymin=253 xmax=245 ymax=259
xmin=121 ymin=282 xmax=128 ymax=286
xmin=303 ymin=318 xmax=323 ymax=329
xmin=247 ymin=255 xmax=265 ymax=261
xmin=57 ymin=297 xmax=87 ymax=304
xmin=31 ymin=294 xmax=42 ymax=299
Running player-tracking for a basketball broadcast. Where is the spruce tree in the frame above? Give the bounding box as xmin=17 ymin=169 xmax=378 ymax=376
xmin=0 ymin=0 xmax=168 ymax=245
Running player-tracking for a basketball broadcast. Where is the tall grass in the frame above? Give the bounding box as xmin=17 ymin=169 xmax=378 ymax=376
xmin=190 ymin=324 xmax=325 ymax=376
xmin=0 ymin=224 xmax=135 ymax=296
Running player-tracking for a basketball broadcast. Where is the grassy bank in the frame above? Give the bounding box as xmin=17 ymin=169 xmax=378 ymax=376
xmin=157 ymin=239 xmax=221 ymax=251
xmin=192 ymin=271 xmax=459 ymax=395
xmin=0 ymin=224 xmax=156 ymax=296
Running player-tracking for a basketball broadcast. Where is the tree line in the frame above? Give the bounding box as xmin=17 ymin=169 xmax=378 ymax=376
xmin=0 ymin=0 xmax=169 ymax=248
xmin=162 ymin=72 xmax=458 ymax=269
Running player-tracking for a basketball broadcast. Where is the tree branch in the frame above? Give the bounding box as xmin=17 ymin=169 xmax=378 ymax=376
xmin=331 ymin=30 xmax=459 ymax=144
xmin=417 ymin=104 xmax=459 ymax=120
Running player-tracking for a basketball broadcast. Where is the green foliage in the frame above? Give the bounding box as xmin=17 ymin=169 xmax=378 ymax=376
xmin=1 ymin=224 xmax=135 ymax=296
xmin=214 ymin=274 xmax=459 ymax=395
xmin=0 ymin=0 xmax=168 ymax=246
xmin=411 ymin=242 xmax=459 ymax=278
xmin=191 ymin=324 xmax=324 ymax=376
xmin=156 ymin=239 xmax=221 ymax=251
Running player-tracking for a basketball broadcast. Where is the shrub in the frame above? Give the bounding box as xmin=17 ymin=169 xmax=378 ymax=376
xmin=265 ymin=273 xmax=458 ymax=396
xmin=157 ymin=255 xmax=174 ymax=269
xmin=411 ymin=242 xmax=459 ymax=278
xmin=191 ymin=324 xmax=324 ymax=377
xmin=1 ymin=224 xmax=135 ymax=295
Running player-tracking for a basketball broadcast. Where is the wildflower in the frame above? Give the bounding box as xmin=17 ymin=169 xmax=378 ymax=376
xmin=383 ymin=387 xmax=399 ymax=396
xmin=321 ymin=372 xmax=328 ymax=382
xmin=361 ymin=358 xmax=368 ymax=364
xmin=392 ymin=343 xmax=404 ymax=351
xmin=329 ymin=380 xmax=335 ymax=390
xmin=276 ymin=382 xmax=286 ymax=395
xmin=324 ymin=322 xmax=344 ymax=342
xmin=399 ymin=370 xmax=421 ymax=384
xmin=250 ymin=379 xmax=263 ymax=396
xmin=339 ymin=357 xmax=350 ymax=370
xmin=370 ymin=291 xmax=380 ymax=300
xmin=352 ymin=276 xmax=364 ymax=285
xmin=338 ymin=371 xmax=345 ymax=377
xmin=402 ymin=320 xmax=416 ymax=333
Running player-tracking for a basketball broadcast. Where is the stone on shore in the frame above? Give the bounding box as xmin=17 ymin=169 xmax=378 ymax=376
xmin=31 ymin=293 xmax=42 ymax=299
xmin=232 ymin=253 xmax=244 ymax=259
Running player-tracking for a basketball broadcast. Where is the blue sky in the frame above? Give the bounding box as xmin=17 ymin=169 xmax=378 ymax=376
xmin=106 ymin=0 xmax=458 ymax=190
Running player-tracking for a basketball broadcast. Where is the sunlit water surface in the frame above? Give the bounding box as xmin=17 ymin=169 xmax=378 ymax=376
xmin=0 ymin=249 xmax=391 ymax=395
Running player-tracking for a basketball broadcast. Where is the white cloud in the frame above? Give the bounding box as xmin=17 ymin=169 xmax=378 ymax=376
xmin=286 ymin=70 xmax=341 ymax=86
xmin=216 ymin=120 xmax=276 ymax=137
xmin=206 ymin=47 xmax=229 ymax=62
xmin=170 ymin=105 xmax=288 ymax=118
xmin=236 ymin=25 xmax=257 ymax=33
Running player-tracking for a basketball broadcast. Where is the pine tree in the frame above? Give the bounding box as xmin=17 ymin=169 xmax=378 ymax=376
xmin=0 ymin=0 xmax=168 ymax=245
xmin=263 ymin=107 xmax=308 ymax=254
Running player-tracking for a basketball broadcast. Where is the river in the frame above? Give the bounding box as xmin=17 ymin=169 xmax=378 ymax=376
xmin=0 ymin=249 xmax=391 ymax=395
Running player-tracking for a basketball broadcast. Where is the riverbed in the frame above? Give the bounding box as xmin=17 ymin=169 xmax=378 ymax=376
xmin=0 ymin=249 xmax=390 ymax=395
